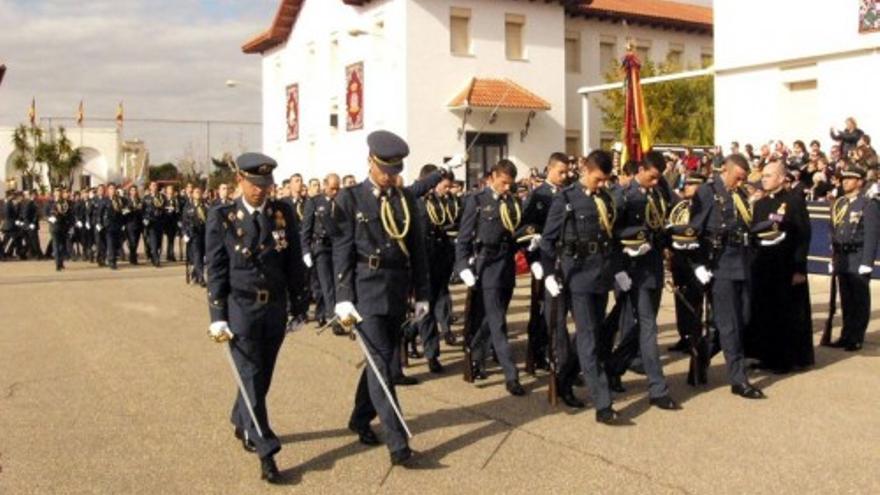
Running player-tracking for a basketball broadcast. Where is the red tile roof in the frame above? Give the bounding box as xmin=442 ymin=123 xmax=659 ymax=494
xmin=243 ymin=1 xmax=713 ymax=54
xmin=448 ymin=78 xmax=551 ymax=111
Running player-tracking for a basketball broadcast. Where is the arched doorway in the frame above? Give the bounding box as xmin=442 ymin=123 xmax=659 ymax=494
xmin=4 ymin=151 xmax=36 ymax=192
xmin=74 ymin=147 xmax=109 ymax=190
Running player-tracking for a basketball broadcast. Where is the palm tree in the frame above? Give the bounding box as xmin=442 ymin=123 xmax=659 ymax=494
xmin=11 ymin=124 xmax=43 ymax=189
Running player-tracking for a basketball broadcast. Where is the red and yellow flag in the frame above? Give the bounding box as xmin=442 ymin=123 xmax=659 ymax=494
xmin=115 ymin=101 xmax=124 ymax=128
xmin=620 ymin=49 xmax=652 ymax=165
xmin=28 ymin=97 xmax=36 ymax=126
xmin=76 ymin=100 xmax=84 ymax=126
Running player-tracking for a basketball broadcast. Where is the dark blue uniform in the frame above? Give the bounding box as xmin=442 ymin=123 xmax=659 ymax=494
xmin=100 ymin=195 xmax=126 ymax=269
xmin=90 ymin=195 xmax=107 ymax=265
xmin=45 ymin=198 xmax=73 ymax=270
xmin=163 ymin=193 xmax=183 ymax=262
xmin=182 ymin=199 xmax=209 ymax=284
xmin=143 ymin=193 xmax=166 ymax=266
xmin=20 ymin=197 xmax=41 ymax=259
xmin=333 ymin=180 xmax=430 ymax=455
xmin=206 ymin=196 xmax=308 ymax=459
xmin=300 ymin=195 xmax=338 ymax=323
xmin=125 ymin=196 xmax=145 ymax=264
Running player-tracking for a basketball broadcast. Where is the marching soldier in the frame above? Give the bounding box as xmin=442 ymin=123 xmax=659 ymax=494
xmin=20 ymin=190 xmax=42 ymax=260
xmin=455 ymin=159 xmax=526 ymax=396
xmin=100 ymin=183 xmax=126 ymax=270
xmin=606 ymin=151 xmax=679 ymax=411
xmin=688 ymin=154 xmax=765 ymax=399
xmin=520 ymin=152 xmax=571 ymax=374
xmin=70 ymin=191 xmax=86 ymax=261
xmin=163 ymin=184 xmax=181 ymax=262
xmin=1 ymin=191 xmax=22 ymax=259
xmin=182 ymin=186 xmax=209 ymax=286
xmin=301 ymin=174 xmax=342 ymax=334
xmin=45 ymin=188 xmax=73 ymax=271
xmin=332 ymin=130 xmax=430 ymax=466
xmin=143 ymin=181 xmax=166 ymax=267
xmin=540 ymin=150 xmax=622 ymax=421
xmin=205 ymin=152 xmax=308 ymax=484
xmin=91 ymin=184 xmax=107 ymax=266
xmin=827 ymin=164 xmax=879 ymax=351
xmin=125 ymin=185 xmax=145 ymax=265
xmin=81 ymin=189 xmax=96 ymax=262
xmin=215 ymin=183 xmax=234 ymax=207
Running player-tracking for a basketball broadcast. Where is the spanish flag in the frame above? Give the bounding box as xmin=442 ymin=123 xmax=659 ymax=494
xmin=28 ymin=97 xmax=36 ymax=127
xmin=116 ymin=101 xmax=124 ymax=128
xmin=620 ymin=48 xmax=653 ymax=166
xmin=76 ymin=100 xmax=84 ymax=126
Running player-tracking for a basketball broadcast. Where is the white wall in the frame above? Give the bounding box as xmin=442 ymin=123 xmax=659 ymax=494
xmin=715 ymin=0 xmax=880 ymax=150
xmin=564 ymin=18 xmax=712 ymax=151
xmin=406 ymin=0 xmax=566 ymax=181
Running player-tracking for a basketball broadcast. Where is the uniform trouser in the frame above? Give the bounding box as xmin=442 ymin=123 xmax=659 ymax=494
xmin=314 ymin=251 xmax=336 ymax=321
xmin=608 ymin=287 xmax=668 ymax=399
xmin=82 ymin=227 xmax=94 ymax=259
xmin=434 ymin=286 xmax=453 ymax=336
xmin=711 ymin=279 xmax=750 ymax=386
xmin=25 ymin=228 xmax=40 ymax=258
xmin=51 ymin=230 xmax=67 ymax=269
xmin=229 ymin=333 xmax=284 ymax=459
xmin=471 ymin=286 xmax=518 ymax=382
xmin=164 ymin=220 xmax=178 ymax=260
xmin=147 ymin=225 xmax=163 ymax=265
xmin=526 ymin=275 xmax=549 ymax=362
xmin=66 ymin=230 xmax=76 ymax=259
xmin=106 ymin=228 xmax=122 ymax=267
xmin=190 ymin=234 xmax=206 ymax=283
xmin=310 ymin=268 xmax=324 ymax=320
xmin=416 ymin=275 xmax=448 ymax=360
xmin=94 ymin=227 xmax=106 ymax=263
xmin=839 ymin=273 xmax=871 ymax=345
xmin=350 ymin=314 xmax=409 ymax=454
xmin=570 ymin=291 xmax=613 ymax=410
xmin=126 ymin=225 xmax=141 ymax=263
xmin=548 ymin=289 xmax=578 ymax=386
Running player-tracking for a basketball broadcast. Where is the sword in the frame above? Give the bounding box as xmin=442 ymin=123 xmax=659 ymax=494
xmin=353 ymin=325 xmax=413 ymax=439
xmin=224 ymin=342 xmax=264 ymax=439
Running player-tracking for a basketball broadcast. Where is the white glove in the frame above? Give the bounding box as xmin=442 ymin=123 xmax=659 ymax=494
xmin=858 ymin=265 xmax=873 ymax=275
xmin=96 ymin=224 xmax=103 ymax=232
xmin=303 ymin=253 xmax=313 ymax=268
xmin=672 ymin=241 xmax=699 ymax=251
xmin=460 ymin=268 xmax=476 ymax=287
xmin=15 ymin=220 xmax=22 ymax=227
xmin=86 ymin=222 xmax=91 ymax=229
xmin=183 ymin=235 xmax=190 ymax=243
xmin=760 ymin=232 xmax=787 ymax=246
xmin=530 ymin=262 xmax=544 ymax=280
xmin=828 ymin=262 xmax=834 ymax=274
xmin=694 ymin=265 xmax=713 ymax=285
xmin=527 ymin=234 xmax=542 ymax=252
xmin=414 ymin=301 xmax=430 ymax=320
xmin=177 ymin=222 xmax=182 ymax=228
xmin=614 ymin=271 xmax=632 ymax=292
xmin=334 ymin=301 xmax=362 ymax=323
xmin=544 ymin=275 xmax=561 ymax=297
xmin=28 ymin=223 xmax=35 ymax=230
xmin=208 ymin=321 xmax=233 ymax=343
xmin=143 ymin=219 xmax=149 ymax=227
xmin=48 ymin=216 xmax=57 ymax=224
xmin=624 ymin=243 xmax=652 ymax=257
xmin=76 ymin=221 xmax=83 ymax=228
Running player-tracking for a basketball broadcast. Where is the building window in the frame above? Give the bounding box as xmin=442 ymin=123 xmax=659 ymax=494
xmin=505 ymin=13 xmax=525 ymax=60
xmin=599 ymin=39 xmax=617 ymax=76
xmin=565 ymin=131 xmax=581 ymax=157
xmin=701 ymin=47 xmax=713 ymax=68
xmin=635 ymin=39 xmax=651 ymax=64
xmin=667 ymin=43 xmax=684 ymax=68
xmin=565 ymin=31 xmax=580 ymax=73
xmin=450 ymin=7 xmax=471 ymax=56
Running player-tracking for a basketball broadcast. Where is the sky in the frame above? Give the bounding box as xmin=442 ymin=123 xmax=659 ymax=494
xmin=0 ymin=0 xmax=713 ymax=168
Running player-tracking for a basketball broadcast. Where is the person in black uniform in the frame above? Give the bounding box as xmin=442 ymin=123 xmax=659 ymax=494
xmin=301 ymin=174 xmax=342 ymax=333
xmin=1 ymin=190 xmax=22 ymax=259
xmin=124 ymin=186 xmax=144 ymax=265
xmin=69 ymin=191 xmax=85 ymax=261
xmin=332 ymin=130 xmax=430 ymax=467
xmin=143 ymin=181 xmax=166 ymax=267
xmin=91 ymin=184 xmax=107 ymax=266
xmin=540 ymin=150 xmax=624 ymax=421
xmin=215 ymin=182 xmax=234 ymax=207
xmin=606 ymin=151 xmax=679 ymax=411
xmin=747 ymin=160 xmax=814 ymax=371
xmin=206 ymin=152 xmax=308 ymax=484
xmin=100 ymin=183 xmax=126 ymax=270
xmin=20 ymin=190 xmax=42 ymax=260
xmin=688 ymin=154 xmax=765 ymax=399
xmin=182 ymin=186 xmax=209 ymax=286
xmin=45 ymin=188 xmax=73 ymax=271
xmin=520 ymin=153 xmax=571 ymax=374
xmin=82 ymin=189 xmax=97 ymax=262
xmin=455 ymin=159 xmax=526 ymax=396
xmin=163 ymin=184 xmax=181 ymax=262
xmin=827 ymin=164 xmax=879 ymax=351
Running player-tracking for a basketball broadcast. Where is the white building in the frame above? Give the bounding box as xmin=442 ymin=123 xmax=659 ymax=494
xmin=715 ymin=0 xmax=880 ymax=150
xmin=1 ymin=126 xmax=126 ymax=195
xmin=243 ymin=0 xmax=712 ymax=186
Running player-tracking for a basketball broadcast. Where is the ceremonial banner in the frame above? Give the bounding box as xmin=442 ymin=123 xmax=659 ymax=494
xmin=860 ymin=0 xmax=880 ymax=32
xmin=620 ymin=48 xmax=652 ymax=166
xmin=346 ymin=62 xmax=364 ymax=131
xmin=286 ymin=83 xmax=299 ymax=141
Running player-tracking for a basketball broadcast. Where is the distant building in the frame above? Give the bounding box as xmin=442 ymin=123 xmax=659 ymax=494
xmin=243 ymin=0 xmax=712 ymax=186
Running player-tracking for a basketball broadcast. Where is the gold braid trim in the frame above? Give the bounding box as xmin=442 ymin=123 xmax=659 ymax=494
xmin=443 ymin=197 xmax=460 ymax=226
xmin=669 ymin=200 xmax=691 ymax=226
xmin=380 ymin=188 xmax=411 ymax=256
xmin=426 ymin=196 xmax=446 ymax=226
xmin=732 ymin=191 xmax=752 ymax=226
xmin=831 ymin=197 xmax=849 ymax=228
xmin=499 ymin=197 xmax=521 ymax=234
xmin=595 ymin=195 xmax=613 ymax=238
xmin=645 ymin=192 xmax=666 ymax=230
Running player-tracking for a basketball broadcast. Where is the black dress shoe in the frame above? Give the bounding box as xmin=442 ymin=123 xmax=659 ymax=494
xmin=260 ymin=456 xmax=280 ymax=484
xmin=844 ymin=342 xmax=863 ymax=352
xmin=560 ymin=390 xmax=585 ymax=409
xmin=826 ymin=339 xmax=848 ymax=348
xmin=234 ymin=427 xmax=257 ymax=453
xmin=472 ymin=363 xmax=488 ymax=381
xmin=390 ymin=447 xmax=413 ymax=466
xmin=534 ymin=356 xmax=550 ymax=371
xmin=596 ymin=407 xmax=620 ymax=425
xmin=506 ymin=380 xmax=526 ymax=396
xmin=667 ymin=339 xmax=690 ymax=353
xmin=443 ymin=332 xmax=457 ymax=346
xmin=348 ymin=422 xmax=381 ymax=446
xmin=393 ymin=375 xmax=419 ymax=386
xmin=428 ymin=358 xmax=444 ymax=374
xmin=649 ymin=395 xmax=681 ymax=410
xmin=731 ymin=383 xmax=766 ymax=399
xmin=571 ymin=374 xmax=585 ymax=388
xmin=608 ymin=374 xmax=626 ymax=393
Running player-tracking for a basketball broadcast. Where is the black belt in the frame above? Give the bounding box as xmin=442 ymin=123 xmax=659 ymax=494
xmin=232 ymin=288 xmax=272 ymax=305
xmin=708 ymin=231 xmax=751 ymax=248
xmin=562 ymin=240 xmax=610 ymax=257
xmin=833 ymin=242 xmax=861 ymax=254
xmin=356 ymin=253 xmax=408 ymax=270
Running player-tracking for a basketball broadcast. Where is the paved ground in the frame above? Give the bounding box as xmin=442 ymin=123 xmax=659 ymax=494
xmin=1 ymin=258 xmax=878 ymax=494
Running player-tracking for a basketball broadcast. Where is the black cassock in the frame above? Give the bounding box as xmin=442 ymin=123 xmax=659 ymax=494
xmin=746 ymin=189 xmax=815 ymax=371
